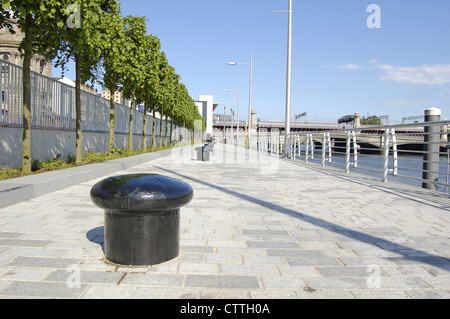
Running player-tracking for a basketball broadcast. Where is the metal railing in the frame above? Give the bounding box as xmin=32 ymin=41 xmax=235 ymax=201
xmin=249 ymin=121 xmax=450 ymax=196
xmin=0 ymin=59 xmax=175 ymax=137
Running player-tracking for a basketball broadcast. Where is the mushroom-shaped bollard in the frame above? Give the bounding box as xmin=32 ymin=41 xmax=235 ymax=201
xmin=90 ymin=174 xmax=193 ymax=266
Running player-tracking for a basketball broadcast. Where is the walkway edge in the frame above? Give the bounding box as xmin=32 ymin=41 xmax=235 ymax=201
xmin=0 ymin=148 xmax=174 ymax=209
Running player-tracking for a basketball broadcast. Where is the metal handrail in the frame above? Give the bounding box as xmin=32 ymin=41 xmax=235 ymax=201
xmin=248 ymin=121 xmax=450 ymax=196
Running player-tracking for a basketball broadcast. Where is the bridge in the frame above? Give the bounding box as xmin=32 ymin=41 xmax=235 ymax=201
xmin=213 ymin=121 xmax=428 ymax=151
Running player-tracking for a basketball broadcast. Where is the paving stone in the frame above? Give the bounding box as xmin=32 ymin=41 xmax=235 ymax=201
xmin=247 ymin=241 xmax=300 ymax=249
xmin=185 ymin=275 xmax=260 ymax=289
xmin=261 ymin=276 xmax=306 ymax=290
xmin=0 ymin=145 xmax=449 ymax=298
xmin=0 ymin=281 xmax=87 ymax=298
xmin=287 ymin=257 xmax=341 ymax=266
xmin=6 ymin=257 xmax=80 ymax=269
xmin=120 ymin=273 xmax=185 ymax=287
xmin=267 ymin=249 xmax=322 ymax=257
xmin=81 ymin=284 xmax=136 ymax=299
xmin=44 ymin=269 xmax=124 ymax=284
xmin=220 ymin=264 xmax=278 ymax=276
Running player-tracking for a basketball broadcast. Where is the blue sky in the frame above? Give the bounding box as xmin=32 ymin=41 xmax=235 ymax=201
xmin=54 ymin=0 xmax=450 ymax=124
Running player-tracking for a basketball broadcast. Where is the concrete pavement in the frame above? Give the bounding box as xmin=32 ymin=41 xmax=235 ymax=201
xmin=0 ymin=143 xmax=449 ymax=299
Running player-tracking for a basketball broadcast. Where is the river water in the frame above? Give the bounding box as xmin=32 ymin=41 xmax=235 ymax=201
xmin=293 ymin=151 xmax=450 ymax=194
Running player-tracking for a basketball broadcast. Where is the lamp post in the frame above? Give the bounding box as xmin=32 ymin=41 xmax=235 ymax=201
xmin=224 ymin=85 xmax=240 ymax=146
xmin=274 ymin=0 xmax=293 ymax=157
xmin=285 ymin=0 xmax=293 ymax=157
xmin=227 ymin=54 xmax=253 ymax=148
xmin=223 ymin=106 xmax=226 ymax=143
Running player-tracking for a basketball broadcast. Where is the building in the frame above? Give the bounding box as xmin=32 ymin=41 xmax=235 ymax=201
xmin=195 ymin=95 xmax=218 ymax=140
xmin=101 ymin=88 xmax=131 ymax=107
xmin=55 ymin=77 xmax=98 ymax=95
xmin=101 ymin=89 xmax=122 ymax=104
xmin=1 ymin=20 xmax=53 ymax=119
xmin=0 ymin=21 xmax=52 ymax=77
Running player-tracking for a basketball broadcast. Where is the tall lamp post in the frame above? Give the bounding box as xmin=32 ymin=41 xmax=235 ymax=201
xmin=285 ymin=0 xmax=293 ymax=156
xmin=227 ymin=54 xmax=253 ymax=148
xmin=274 ymin=0 xmax=293 ymax=156
xmin=224 ymin=85 xmax=240 ymax=146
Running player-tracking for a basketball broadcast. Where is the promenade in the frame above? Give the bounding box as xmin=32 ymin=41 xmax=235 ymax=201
xmin=0 ymin=143 xmax=449 ymax=299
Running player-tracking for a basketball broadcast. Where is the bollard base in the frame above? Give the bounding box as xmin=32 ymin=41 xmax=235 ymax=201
xmin=104 ymin=209 xmax=180 ymax=266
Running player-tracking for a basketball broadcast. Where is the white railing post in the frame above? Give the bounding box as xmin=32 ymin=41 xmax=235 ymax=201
xmin=352 ymin=131 xmax=358 ymax=168
xmin=391 ymin=129 xmax=398 ymax=176
xmin=327 ymin=133 xmax=332 ymax=163
xmin=305 ymin=134 xmax=310 ymax=163
xmin=322 ymin=133 xmax=326 ymax=167
xmin=382 ymin=129 xmax=390 ymax=182
xmin=345 ymin=131 xmax=351 ymax=173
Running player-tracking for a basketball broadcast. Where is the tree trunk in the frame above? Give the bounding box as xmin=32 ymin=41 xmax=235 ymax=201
xmin=159 ymin=111 xmax=163 ymax=148
xmin=170 ymin=118 xmax=173 ymax=145
xmin=142 ymin=100 xmax=147 ymax=152
xmin=21 ymin=14 xmax=33 ymax=174
xmin=128 ymin=91 xmax=135 ymax=151
xmin=75 ymin=54 xmax=82 ymax=164
xmin=108 ymin=85 xmax=115 ymax=155
xmin=164 ymin=115 xmax=168 ymax=147
xmin=152 ymin=107 xmax=156 ymax=148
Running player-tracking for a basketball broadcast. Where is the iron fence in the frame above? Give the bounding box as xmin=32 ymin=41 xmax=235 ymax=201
xmin=0 ymin=58 xmax=169 ymax=136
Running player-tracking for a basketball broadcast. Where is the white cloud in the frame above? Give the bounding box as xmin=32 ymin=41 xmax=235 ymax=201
xmin=335 ymin=61 xmax=450 ymax=86
xmin=375 ymin=63 xmax=450 ymax=86
xmin=337 ymin=64 xmax=364 ymax=70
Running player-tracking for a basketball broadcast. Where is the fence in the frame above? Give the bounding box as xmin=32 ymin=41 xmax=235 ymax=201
xmin=0 ymin=58 xmax=181 ymax=136
xmin=247 ymin=121 xmax=450 ymax=196
xmin=0 ymin=59 xmax=199 ymax=169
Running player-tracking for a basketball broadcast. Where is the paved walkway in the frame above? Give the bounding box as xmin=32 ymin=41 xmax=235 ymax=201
xmin=0 ymin=143 xmax=449 ymax=299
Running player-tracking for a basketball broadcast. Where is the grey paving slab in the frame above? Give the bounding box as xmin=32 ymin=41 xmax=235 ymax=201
xmin=0 ymin=143 xmax=449 ymax=299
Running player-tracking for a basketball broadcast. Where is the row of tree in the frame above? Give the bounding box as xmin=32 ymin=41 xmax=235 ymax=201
xmin=0 ymin=0 xmax=204 ymax=174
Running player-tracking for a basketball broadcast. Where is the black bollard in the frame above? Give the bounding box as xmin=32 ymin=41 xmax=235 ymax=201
xmin=195 ymin=146 xmax=213 ymax=161
xmin=422 ymin=108 xmax=441 ymax=190
xmin=90 ymin=174 xmax=193 ymax=266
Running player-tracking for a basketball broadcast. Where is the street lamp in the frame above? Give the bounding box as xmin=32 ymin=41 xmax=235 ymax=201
xmin=274 ymin=0 xmax=293 ymax=157
xmin=224 ymin=85 xmax=240 ymax=146
xmin=285 ymin=0 xmax=293 ymax=157
xmin=227 ymin=54 xmax=253 ymax=148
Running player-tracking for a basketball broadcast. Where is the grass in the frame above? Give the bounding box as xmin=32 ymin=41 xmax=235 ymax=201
xmin=0 ymin=143 xmax=184 ymax=182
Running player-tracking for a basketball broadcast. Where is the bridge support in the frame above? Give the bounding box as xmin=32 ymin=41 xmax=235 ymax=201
xmin=422 ymin=108 xmax=441 ymax=190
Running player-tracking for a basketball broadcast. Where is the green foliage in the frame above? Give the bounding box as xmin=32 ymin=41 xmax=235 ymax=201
xmin=121 ymin=15 xmax=148 ymax=100
xmin=0 ymin=143 xmax=181 ymax=182
xmin=361 ymin=115 xmax=382 ymax=125
xmin=0 ymin=166 xmax=22 ymax=181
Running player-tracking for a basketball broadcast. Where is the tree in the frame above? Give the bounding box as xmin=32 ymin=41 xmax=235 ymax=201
xmin=361 ymin=115 xmax=381 ymax=125
xmin=134 ymin=34 xmax=161 ymax=152
xmin=121 ymin=15 xmax=147 ymax=151
xmin=52 ymin=0 xmax=107 ymax=163
xmin=154 ymin=52 xmax=178 ymax=147
xmin=1 ymin=0 xmax=69 ymax=173
xmin=97 ymin=1 xmax=124 ymax=155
